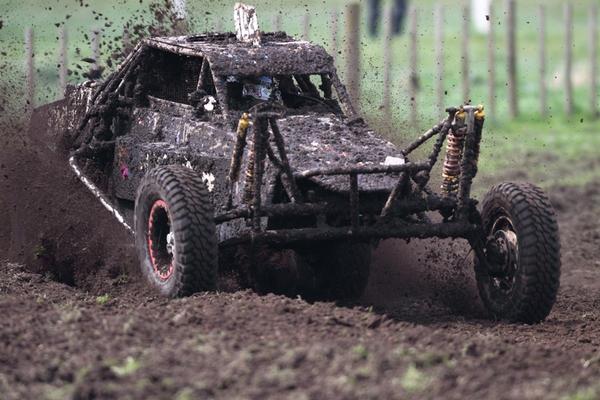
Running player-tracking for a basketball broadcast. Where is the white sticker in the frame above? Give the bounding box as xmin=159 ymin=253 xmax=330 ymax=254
xmin=202 ymin=172 xmax=216 ymax=192
xmin=383 ymin=156 xmax=405 ymax=166
xmin=203 ymin=96 xmax=217 ymax=112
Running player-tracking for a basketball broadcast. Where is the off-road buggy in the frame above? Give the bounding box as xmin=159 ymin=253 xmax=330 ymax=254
xmin=38 ymin=4 xmax=560 ymax=323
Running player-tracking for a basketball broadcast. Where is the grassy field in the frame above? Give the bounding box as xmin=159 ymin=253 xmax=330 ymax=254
xmin=1 ymin=0 xmax=599 ymax=189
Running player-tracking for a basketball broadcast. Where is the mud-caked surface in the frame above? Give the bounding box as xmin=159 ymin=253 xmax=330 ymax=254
xmin=1 ymin=179 xmax=600 ymax=399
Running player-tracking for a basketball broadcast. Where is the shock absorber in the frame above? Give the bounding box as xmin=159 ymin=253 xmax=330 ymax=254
xmin=226 ymin=113 xmax=251 ymax=208
xmin=441 ymin=109 xmax=467 ymax=196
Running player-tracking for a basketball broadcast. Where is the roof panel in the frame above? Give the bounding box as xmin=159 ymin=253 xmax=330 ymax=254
xmin=145 ymin=33 xmax=334 ymax=76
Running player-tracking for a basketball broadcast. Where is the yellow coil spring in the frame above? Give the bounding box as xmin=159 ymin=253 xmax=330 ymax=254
xmin=441 ymin=125 xmax=467 ymax=195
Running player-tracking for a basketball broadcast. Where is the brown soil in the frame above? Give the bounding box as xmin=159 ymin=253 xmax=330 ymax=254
xmin=2 ymin=108 xmax=600 ymax=399
xmin=1 ymin=182 xmax=599 ymax=400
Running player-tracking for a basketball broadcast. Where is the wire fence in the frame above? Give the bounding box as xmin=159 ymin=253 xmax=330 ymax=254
xmin=22 ymin=1 xmax=599 ymax=127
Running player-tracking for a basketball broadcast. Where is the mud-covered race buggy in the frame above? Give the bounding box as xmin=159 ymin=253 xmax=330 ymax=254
xmin=37 ymin=5 xmax=560 ymax=323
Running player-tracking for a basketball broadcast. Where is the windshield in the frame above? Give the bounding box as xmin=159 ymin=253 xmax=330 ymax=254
xmin=225 ymin=73 xmax=343 ymax=115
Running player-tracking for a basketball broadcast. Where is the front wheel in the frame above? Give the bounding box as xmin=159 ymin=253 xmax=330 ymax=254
xmin=475 ymin=182 xmax=560 ymax=323
xmin=134 ymin=166 xmax=218 ymax=297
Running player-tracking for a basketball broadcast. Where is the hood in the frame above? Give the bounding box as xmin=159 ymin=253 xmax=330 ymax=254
xmin=276 ymin=114 xmax=404 ymax=193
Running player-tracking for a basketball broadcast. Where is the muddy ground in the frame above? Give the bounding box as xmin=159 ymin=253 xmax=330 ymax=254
xmin=1 ymin=184 xmax=600 ymax=400
xmin=1 ymin=109 xmax=600 ymax=400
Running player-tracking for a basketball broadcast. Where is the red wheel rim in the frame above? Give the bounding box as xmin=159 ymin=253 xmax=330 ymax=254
xmin=147 ymin=200 xmax=174 ymax=281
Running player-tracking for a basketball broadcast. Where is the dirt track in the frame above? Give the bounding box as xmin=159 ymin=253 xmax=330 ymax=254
xmin=1 ymin=185 xmax=600 ymax=400
xmin=2 ymin=116 xmax=600 ymax=398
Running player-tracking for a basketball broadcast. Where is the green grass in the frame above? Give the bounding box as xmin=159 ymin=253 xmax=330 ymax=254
xmin=1 ymin=0 xmax=598 ymax=187
xmin=478 ymin=117 xmax=600 ymax=188
xmin=95 ymin=293 xmax=111 ymax=305
xmin=398 ymin=364 xmax=431 ymax=394
xmin=110 ymin=356 xmax=141 ymax=377
xmin=561 ymin=387 xmax=599 ymax=400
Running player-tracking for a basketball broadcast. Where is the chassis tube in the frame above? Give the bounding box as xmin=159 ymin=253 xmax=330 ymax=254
xmin=214 ymin=195 xmax=457 ymax=224
xmin=221 ymin=221 xmax=479 ymax=246
xmin=295 ymin=161 xmax=429 ymax=178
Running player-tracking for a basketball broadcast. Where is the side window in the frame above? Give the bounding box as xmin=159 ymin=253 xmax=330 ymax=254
xmin=225 ymin=75 xmax=272 ymax=112
xmin=224 ymin=73 xmax=341 ymax=115
xmin=144 ymin=50 xmax=202 ymax=105
xmin=281 ymin=74 xmax=342 ymax=114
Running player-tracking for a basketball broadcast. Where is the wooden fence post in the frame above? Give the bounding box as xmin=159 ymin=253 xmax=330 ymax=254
xmin=564 ymin=3 xmax=573 ymax=116
xmin=507 ymin=0 xmax=518 ymax=118
xmin=91 ymin=28 xmax=101 ymax=72
xmin=58 ymin=26 xmax=68 ymax=98
xmin=123 ymin=27 xmax=131 ymax=50
xmin=170 ymin=0 xmax=187 ymax=33
xmin=539 ymin=5 xmax=547 ymax=117
xmin=589 ymin=4 xmax=598 ymax=118
xmin=25 ymin=27 xmax=35 ymax=112
xmin=215 ymin=17 xmax=223 ymax=33
xmin=487 ymin=2 xmax=496 ymax=120
xmin=345 ymin=3 xmax=361 ymax=107
xmin=461 ymin=4 xmax=470 ymax=104
xmin=382 ymin=4 xmax=393 ymax=128
xmin=272 ymin=13 xmax=282 ymax=31
xmin=170 ymin=0 xmax=187 ymax=20
xmin=408 ymin=5 xmax=418 ymax=128
xmin=435 ymin=3 xmax=444 ymax=118
xmin=302 ymin=13 xmax=310 ymax=41
xmin=330 ymin=9 xmax=339 ymax=65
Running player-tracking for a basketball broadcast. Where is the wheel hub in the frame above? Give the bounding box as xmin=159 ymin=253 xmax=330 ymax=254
xmin=484 ymin=216 xmax=519 ymax=289
xmin=166 ymin=232 xmax=175 ymax=256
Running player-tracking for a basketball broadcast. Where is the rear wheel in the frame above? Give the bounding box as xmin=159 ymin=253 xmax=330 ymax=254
xmin=318 ymin=241 xmax=372 ymax=300
xmin=135 ymin=166 xmax=218 ymax=297
xmin=475 ymin=182 xmax=560 ymax=323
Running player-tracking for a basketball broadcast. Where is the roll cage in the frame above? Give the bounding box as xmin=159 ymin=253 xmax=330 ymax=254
xmin=142 ymin=35 xmax=358 ymax=119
